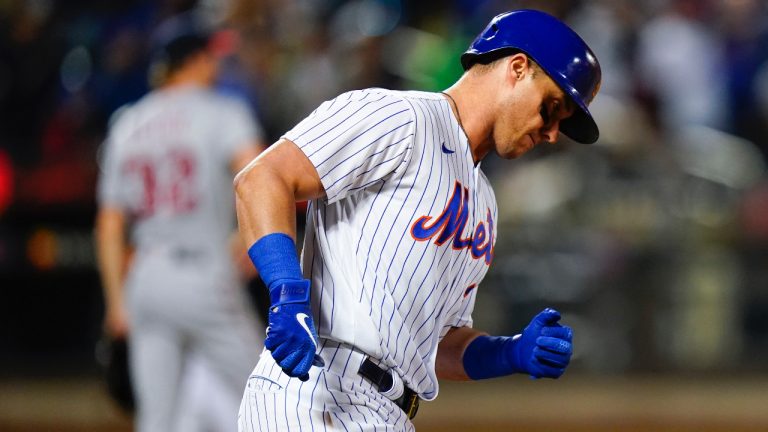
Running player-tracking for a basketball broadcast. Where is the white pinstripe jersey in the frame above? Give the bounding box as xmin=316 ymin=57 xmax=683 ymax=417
xmin=285 ymin=88 xmax=498 ymax=401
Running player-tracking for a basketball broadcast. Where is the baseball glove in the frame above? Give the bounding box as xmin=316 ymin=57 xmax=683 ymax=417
xmin=95 ymin=335 xmax=135 ymax=413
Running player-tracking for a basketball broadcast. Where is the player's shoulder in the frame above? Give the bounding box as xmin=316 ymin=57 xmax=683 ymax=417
xmin=105 ymin=88 xmax=170 ymax=136
xmin=335 ymin=88 xmax=442 ymax=105
xmin=106 ymin=98 xmax=143 ymax=141
xmin=315 ymin=88 xmax=442 ymax=121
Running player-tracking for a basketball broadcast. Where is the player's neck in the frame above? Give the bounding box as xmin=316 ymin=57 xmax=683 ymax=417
xmin=164 ymin=63 xmax=215 ymax=89
xmin=164 ymin=74 xmax=212 ymax=89
xmin=443 ymin=74 xmax=497 ymax=164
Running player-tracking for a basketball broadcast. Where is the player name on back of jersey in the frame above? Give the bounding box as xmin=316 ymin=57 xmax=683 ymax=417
xmin=123 ymin=107 xmax=185 ymax=145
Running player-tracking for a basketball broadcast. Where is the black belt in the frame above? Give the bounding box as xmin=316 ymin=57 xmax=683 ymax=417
xmin=358 ymin=358 xmax=420 ymax=419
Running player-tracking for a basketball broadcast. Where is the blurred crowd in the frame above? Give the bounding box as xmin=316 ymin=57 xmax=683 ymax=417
xmin=1 ymin=0 xmax=768 ymax=376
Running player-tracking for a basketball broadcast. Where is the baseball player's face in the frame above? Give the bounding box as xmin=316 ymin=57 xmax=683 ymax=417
xmin=493 ymin=70 xmax=574 ymax=159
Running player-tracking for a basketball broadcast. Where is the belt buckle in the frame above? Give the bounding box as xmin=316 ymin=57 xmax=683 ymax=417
xmin=358 ymin=357 xmax=420 ymax=419
xmin=404 ymin=391 xmax=419 ymax=419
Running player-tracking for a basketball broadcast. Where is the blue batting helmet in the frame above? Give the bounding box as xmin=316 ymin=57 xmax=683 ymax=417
xmin=461 ymin=10 xmax=602 ymax=144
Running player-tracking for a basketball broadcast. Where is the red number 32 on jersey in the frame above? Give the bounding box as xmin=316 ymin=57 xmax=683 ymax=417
xmin=124 ymin=148 xmax=198 ymax=218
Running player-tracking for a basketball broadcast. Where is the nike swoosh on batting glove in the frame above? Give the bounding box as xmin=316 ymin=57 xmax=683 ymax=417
xmin=506 ymin=308 xmax=574 ymax=379
xmin=265 ymin=280 xmax=325 ymax=381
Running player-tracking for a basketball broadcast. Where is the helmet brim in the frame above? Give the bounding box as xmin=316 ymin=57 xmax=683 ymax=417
xmin=554 ymin=79 xmax=599 ymax=144
xmin=560 ymin=105 xmax=599 ymax=144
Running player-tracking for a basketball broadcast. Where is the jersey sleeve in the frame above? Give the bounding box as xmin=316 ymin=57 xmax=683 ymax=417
xmin=284 ymin=90 xmax=415 ymax=203
xmin=437 ymin=288 xmax=477 ymax=343
xmin=451 ymin=288 xmax=477 ymax=329
xmin=97 ymin=122 xmax=128 ymax=209
xmin=216 ymin=97 xmax=265 ymax=161
xmin=96 ymin=139 xmax=120 ymax=207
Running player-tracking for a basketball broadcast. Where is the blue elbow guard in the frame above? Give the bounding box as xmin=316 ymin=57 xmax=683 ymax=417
xmin=247 ymin=233 xmax=304 ymax=294
xmin=462 ymin=335 xmax=517 ymax=380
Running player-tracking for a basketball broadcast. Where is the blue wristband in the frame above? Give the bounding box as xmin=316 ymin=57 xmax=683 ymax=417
xmin=269 ymin=279 xmax=310 ymax=305
xmin=247 ymin=233 xmax=303 ymax=291
xmin=462 ymin=335 xmax=517 ymax=380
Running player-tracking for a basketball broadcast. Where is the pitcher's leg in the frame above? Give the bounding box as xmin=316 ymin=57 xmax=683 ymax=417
xmin=130 ymin=326 xmax=184 ymax=432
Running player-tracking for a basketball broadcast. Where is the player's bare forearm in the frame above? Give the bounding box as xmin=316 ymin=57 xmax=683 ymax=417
xmin=436 ymin=326 xmax=487 ymax=381
xmin=234 ymin=138 xmax=324 ymax=245
xmin=229 ymin=140 xmax=269 ymax=280
xmin=94 ymin=207 xmax=129 ymax=337
xmin=95 ymin=207 xmax=126 ymax=300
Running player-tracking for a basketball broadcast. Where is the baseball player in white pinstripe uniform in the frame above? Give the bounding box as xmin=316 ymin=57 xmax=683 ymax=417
xmin=96 ymin=23 xmax=266 ymax=432
xmin=235 ymin=10 xmax=602 ymax=431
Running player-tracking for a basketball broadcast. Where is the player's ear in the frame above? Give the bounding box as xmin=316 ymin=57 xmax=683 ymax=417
xmin=507 ymin=53 xmax=528 ymax=84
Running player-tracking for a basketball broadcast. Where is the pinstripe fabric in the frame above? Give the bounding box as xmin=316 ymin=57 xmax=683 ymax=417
xmin=291 ymin=88 xmax=497 ymax=397
xmin=239 ymin=89 xmax=498 ymax=431
xmin=239 ymin=346 xmax=415 ymax=431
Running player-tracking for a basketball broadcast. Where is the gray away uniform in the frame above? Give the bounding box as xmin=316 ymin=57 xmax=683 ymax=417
xmin=98 ymin=85 xmax=264 ymax=432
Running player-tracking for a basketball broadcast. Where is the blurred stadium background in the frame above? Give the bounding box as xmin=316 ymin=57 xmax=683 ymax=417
xmin=2 ymin=0 xmax=768 ymax=430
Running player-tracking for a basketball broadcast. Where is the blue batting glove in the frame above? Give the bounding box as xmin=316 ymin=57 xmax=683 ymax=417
xmin=507 ymin=308 xmax=573 ymax=379
xmin=264 ymin=280 xmax=325 ymax=381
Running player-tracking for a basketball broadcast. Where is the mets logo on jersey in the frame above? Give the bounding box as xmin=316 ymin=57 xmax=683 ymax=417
xmin=410 ymin=181 xmax=494 ymax=265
